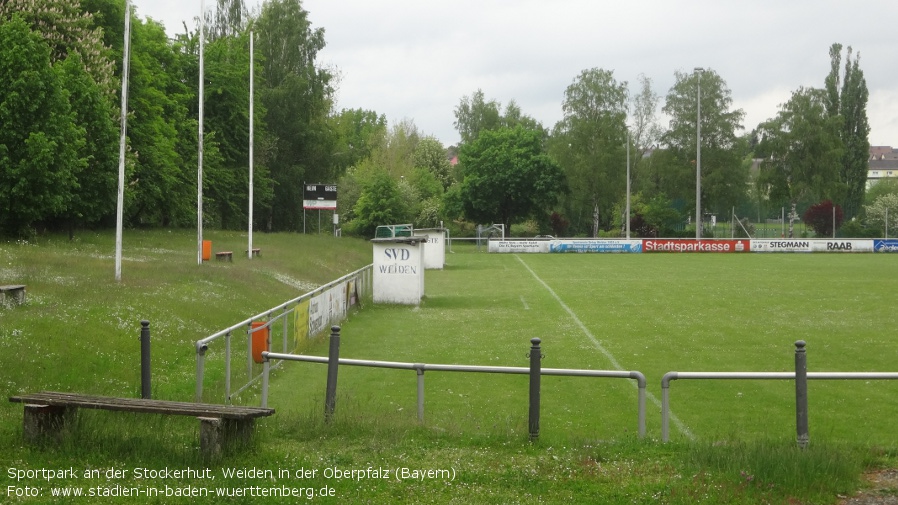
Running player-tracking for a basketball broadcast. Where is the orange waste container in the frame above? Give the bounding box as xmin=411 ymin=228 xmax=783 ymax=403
xmin=251 ymin=321 xmax=270 ymax=364
xmin=202 ymin=240 xmax=212 ymax=261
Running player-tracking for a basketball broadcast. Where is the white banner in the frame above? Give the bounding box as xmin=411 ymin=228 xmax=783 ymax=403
xmin=308 ymin=282 xmax=349 ymax=337
xmin=750 ymin=239 xmax=813 ymax=253
xmin=488 ymin=240 xmax=549 ymax=253
xmin=809 ymin=239 xmax=874 ymax=252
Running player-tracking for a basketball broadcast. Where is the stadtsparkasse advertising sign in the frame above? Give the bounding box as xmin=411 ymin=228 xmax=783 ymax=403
xmin=642 ymin=239 xmax=750 ymax=253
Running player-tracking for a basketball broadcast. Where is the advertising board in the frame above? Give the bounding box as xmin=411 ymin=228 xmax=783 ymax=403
xmin=874 ymin=239 xmax=898 ymax=252
xmin=642 ymin=239 xmax=749 ymax=253
xmin=549 ymin=240 xmax=642 ymax=253
xmin=809 ymin=239 xmax=874 ymax=252
xmin=750 ymin=239 xmax=813 ymax=253
xmin=488 ymin=240 xmax=549 ymax=253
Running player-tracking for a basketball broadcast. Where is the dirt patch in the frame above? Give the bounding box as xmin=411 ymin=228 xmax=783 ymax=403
xmin=839 ymin=469 xmax=898 ymax=505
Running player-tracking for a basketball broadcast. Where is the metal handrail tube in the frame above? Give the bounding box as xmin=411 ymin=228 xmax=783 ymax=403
xmin=262 ymin=352 xmax=647 ymax=437
xmin=193 ymin=264 xmax=372 ymax=402
xmin=197 ymin=264 xmax=372 ymax=348
xmin=661 ymin=371 xmax=898 ymax=441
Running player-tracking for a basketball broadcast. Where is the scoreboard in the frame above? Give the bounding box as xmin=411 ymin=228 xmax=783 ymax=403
xmin=303 ymin=183 xmax=337 ymax=210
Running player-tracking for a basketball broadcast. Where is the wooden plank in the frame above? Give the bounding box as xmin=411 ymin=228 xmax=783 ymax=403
xmin=9 ymin=392 xmax=273 ymax=420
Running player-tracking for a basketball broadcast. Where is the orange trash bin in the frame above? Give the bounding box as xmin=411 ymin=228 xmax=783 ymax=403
xmin=202 ymin=240 xmax=212 ymax=261
xmin=251 ymin=321 xmax=269 ymax=363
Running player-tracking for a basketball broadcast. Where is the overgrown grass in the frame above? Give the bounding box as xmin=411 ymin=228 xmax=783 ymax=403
xmin=1 ymin=233 xmax=896 ymax=503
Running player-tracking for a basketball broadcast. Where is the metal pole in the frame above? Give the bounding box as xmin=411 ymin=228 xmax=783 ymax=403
xmin=224 ymin=331 xmax=231 ymax=402
xmin=325 ymin=326 xmax=341 ymax=423
xmin=528 ymin=338 xmax=542 ymax=441
xmin=197 ymin=0 xmax=205 ymax=266
xmin=115 ymin=0 xmax=132 ymax=282
xmin=625 ymin=129 xmax=631 ymax=239
xmin=795 ymin=340 xmax=809 ymax=448
xmin=695 ymin=67 xmax=703 ymax=239
xmin=248 ymin=30 xmax=254 ymax=260
xmin=416 ymin=366 xmax=425 ymax=423
xmin=195 ymin=343 xmax=206 ymax=402
xmin=261 ymin=354 xmax=269 ymax=408
xmin=247 ymin=321 xmax=253 ymax=382
xmin=282 ymin=306 xmax=288 ymax=352
xmin=832 ymin=206 xmax=836 ymax=239
xmin=140 ymin=320 xmax=151 ymax=399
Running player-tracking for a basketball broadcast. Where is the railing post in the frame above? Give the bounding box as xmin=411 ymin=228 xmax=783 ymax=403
xmin=140 ymin=320 xmax=151 ymax=399
xmin=282 ymin=306 xmax=289 ymax=352
xmin=261 ymin=352 xmax=270 ymax=409
xmin=195 ymin=341 xmax=208 ymax=402
xmin=247 ymin=321 xmax=254 ymax=382
xmin=528 ymin=338 xmax=542 ymax=441
xmin=415 ymin=365 xmax=425 ymax=423
xmin=224 ymin=331 xmax=231 ymax=403
xmin=795 ymin=340 xmax=809 ymax=448
xmin=325 ymin=326 xmax=341 ymax=423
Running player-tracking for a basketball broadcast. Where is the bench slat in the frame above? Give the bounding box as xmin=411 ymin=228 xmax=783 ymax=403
xmin=9 ymin=392 xmax=273 ymax=420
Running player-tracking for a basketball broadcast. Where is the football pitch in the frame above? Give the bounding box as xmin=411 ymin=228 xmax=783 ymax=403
xmin=270 ymin=248 xmax=898 ymax=446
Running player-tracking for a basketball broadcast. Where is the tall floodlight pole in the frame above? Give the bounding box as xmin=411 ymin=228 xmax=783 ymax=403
xmin=115 ymin=0 xmax=132 ymax=282
xmin=197 ymin=0 xmax=205 ymax=265
xmin=625 ymin=128 xmax=631 ymax=239
xmin=248 ymin=31 xmax=254 ymax=259
xmin=695 ymin=67 xmax=704 ymax=240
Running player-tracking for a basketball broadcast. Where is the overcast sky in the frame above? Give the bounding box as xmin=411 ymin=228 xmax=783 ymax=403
xmin=136 ymin=0 xmax=898 ymax=148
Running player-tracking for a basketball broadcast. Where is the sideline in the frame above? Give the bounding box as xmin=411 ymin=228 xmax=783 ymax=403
xmin=514 ymin=254 xmax=694 ymax=441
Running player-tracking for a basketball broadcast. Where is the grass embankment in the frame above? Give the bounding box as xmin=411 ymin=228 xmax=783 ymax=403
xmin=1 ymin=232 xmax=895 ymax=503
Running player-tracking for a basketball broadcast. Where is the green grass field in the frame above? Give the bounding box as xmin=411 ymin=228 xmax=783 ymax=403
xmin=2 ymin=232 xmax=897 ymax=503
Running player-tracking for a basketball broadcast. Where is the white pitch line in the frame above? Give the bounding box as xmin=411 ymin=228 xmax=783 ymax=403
xmin=515 ymin=255 xmax=694 ymax=441
xmin=520 ymin=295 xmax=530 ymax=310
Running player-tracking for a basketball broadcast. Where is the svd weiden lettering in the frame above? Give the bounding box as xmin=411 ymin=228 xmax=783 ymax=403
xmin=379 ymin=248 xmax=417 ymax=274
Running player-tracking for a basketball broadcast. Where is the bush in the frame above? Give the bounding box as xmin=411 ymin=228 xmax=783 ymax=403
xmin=839 ymin=219 xmax=878 ymax=238
xmin=803 ymin=200 xmax=843 ymax=237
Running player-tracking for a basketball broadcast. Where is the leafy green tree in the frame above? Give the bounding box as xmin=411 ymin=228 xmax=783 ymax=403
xmin=54 ymin=52 xmax=118 ymax=233
xmin=0 ymin=0 xmax=115 ymax=97
xmin=414 ymin=136 xmax=453 ymax=189
xmin=629 ymin=74 xmax=662 ymax=190
xmin=825 ymin=43 xmax=870 ymax=220
xmin=209 ymin=0 xmax=247 ymax=40
xmin=865 ymin=179 xmax=898 ymax=206
xmin=256 ymin=0 xmax=336 ymax=231
xmin=453 ymin=89 xmax=502 ymax=146
xmin=662 ymin=69 xmax=747 ymax=218
xmin=453 ymin=90 xmax=544 ymax=148
xmin=351 ymin=169 xmax=408 ymax=237
xmin=458 ymin=126 xmax=566 ymax=232
xmin=548 ymin=68 xmax=628 ymax=235
xmin=329 ymin=108 xmax=387 ymax=175
xmin=864 ymin=193 xmax=898 ymax=237
xmin=0 ymin=16 xmax=83 ymax=236
xmin=201 ymin=30 xmax=274 ymax=230
xmin=125 ymin=18 xmax=196 ymax=227
xmin=755 ymin=87 xmax=843 ymax=235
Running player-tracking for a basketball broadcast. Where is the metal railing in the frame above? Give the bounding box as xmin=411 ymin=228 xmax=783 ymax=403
xmin=193 ymin=265 xmax=372 ymax=403
xmin=661 ymin=341 xmax=898 ymax=442
xmin=261 ymin=331 xmax=647 ymax=438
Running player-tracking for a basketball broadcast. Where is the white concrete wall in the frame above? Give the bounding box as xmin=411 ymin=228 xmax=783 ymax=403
xmin=413 ymin=229 xmax=445 ymax=269
xmin=372 ymin=238 xmax=426 ymax=305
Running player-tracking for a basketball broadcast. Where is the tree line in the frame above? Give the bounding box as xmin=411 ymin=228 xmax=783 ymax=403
xmin=1 ymin=0 xmax=894 ymax=239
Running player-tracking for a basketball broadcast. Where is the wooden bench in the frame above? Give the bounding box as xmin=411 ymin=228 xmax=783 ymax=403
xmin=215 ymin=251 xmax=233 ymax=262
xmin=0 ymin=284 xmax=26 ymax=306
xmin=9 ymin=392 xmax=274 ymax=459
xmin=246 ymin=248 xmax=261 ymax=258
